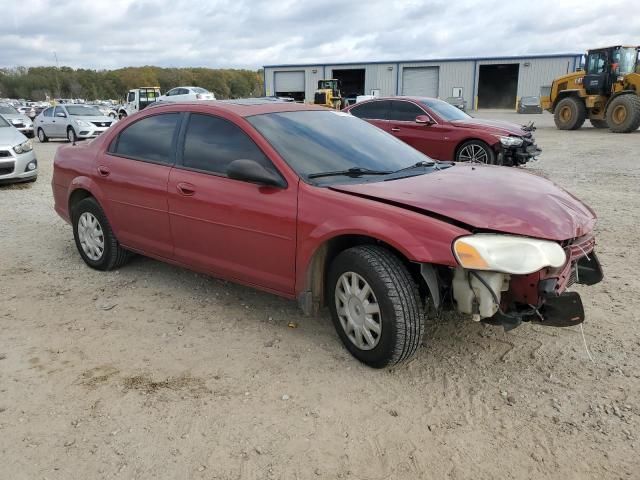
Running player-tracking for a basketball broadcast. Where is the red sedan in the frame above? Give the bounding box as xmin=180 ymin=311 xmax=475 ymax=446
xmin=52 ymin=100 xmax=601 ymax=368
xmin=343 ymin=96 xmax=541 ymax=166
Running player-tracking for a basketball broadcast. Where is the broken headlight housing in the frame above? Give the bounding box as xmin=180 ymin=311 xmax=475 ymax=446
xmin=453 ymin=234 xmax=566 ymax=275
xmin=499 ymin=136 xmax=524 ymax=147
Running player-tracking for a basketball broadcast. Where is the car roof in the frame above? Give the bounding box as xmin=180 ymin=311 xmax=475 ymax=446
xmin=148 ymin=99 xmax=327 ymax=117
xmin=354 ymin=96 xmax=440 ymax=103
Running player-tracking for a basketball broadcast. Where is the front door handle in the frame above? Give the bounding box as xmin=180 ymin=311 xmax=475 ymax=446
xmin=391 ymin=127 xmax=400 ymax=132
xmin=177 ymin=182 xmax=195 ymax=196
xmin=97 ymin=166 xmax=110 ymax=177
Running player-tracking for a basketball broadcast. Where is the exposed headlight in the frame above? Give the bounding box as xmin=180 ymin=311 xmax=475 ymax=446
xmin=77 ymin=120 xmax=92 ymax=127
xmin=499 ymin=136 xmax=524 ymax=147
xmin=453 ymin=234 xmax=566 ymax=275
xmin=13 ymin=139 xmax=33 ymax=154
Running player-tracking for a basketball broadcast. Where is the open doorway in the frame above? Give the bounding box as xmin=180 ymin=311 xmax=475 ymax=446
xmin=477 ymin=64 xmax=519 ymax=109
xmin=332 ymin=69 xmax=365 ymax=99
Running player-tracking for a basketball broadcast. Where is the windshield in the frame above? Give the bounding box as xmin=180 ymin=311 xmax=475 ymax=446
xmin=248 ymin=110 xmax=433 ymax=182
xmin=421 ymin=98 xmax=470 ymax=121
xmin=66 ymin=106 xmax=103 ymax=116
xmin=521 ymin=96 xmax=539 ymax=104
xmin=0 ymin=116 xmax=9 ymax=127
xmin=614 ymin=47 xmax=639 ymax=74
xmin=0 ymin=105 xmax=19 ymax=115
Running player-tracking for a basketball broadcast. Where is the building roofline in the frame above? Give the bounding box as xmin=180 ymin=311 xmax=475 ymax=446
xmin=264 ymin=53 xmax=584 ymax=69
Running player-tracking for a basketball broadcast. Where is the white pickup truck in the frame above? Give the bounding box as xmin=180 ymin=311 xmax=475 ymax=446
xmin=117 ymin=87 xmax=162 ymax=119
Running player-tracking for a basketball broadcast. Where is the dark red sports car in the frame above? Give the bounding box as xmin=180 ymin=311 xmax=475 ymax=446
xmin=343 ymin=96 xmax=541 ymax=166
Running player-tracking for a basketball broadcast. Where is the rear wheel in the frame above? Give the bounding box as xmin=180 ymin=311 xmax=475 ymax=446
xmin=606 ymin=95 xmax=640 ymax=133
xmin=37 ymin=128 xmax=48 ymax=143
xmin=554 ymin=97 xmax=587 ymax=130
xmin=456 ymin=140 xmax=496 ymax=164
xmin=72 ymin=197 xmax=129 ymax=271
xmin=590 ymin=119 xmax=608 ymax=129
xmin=328 ymin=245 xmax=425 ymax=368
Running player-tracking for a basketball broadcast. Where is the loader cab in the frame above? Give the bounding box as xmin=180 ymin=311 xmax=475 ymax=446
xmin=584 ymin=46 xmax=640 ymax=95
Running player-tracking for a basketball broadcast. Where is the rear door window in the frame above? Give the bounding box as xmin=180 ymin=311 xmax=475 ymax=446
xmin=43 ymin=108 xmax=53 ymax=117
xmin=181 ymin=113 xmax=274 ymax=176
xmin=349 ymin=101 xmax=390 ymax=120
xmin=113 ymin=113 xmax=180 ymax=165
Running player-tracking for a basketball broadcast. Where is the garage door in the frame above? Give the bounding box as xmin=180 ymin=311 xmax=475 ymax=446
xmin=274 ymin=71 xmax=305 ymax=93
xmin=402 ymin=67 xmax=439 ymax=97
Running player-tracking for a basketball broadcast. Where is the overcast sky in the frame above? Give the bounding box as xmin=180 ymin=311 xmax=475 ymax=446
xmin=2 ymin=0 xmax=637 ymax=70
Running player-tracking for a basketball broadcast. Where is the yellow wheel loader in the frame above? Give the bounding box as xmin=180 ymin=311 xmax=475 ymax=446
xmin=314 ymin=79 xmax=345 ymax=109
xmin=541 ymin=46 xmax=640 ymax=132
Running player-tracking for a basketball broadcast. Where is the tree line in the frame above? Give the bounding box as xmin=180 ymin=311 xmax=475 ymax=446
xmin=0 ymin=66 xmax=264 ymax=101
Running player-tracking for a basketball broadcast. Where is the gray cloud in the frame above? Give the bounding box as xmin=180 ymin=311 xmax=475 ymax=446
xmin=2 ymin=0 xmax=637 ymax=70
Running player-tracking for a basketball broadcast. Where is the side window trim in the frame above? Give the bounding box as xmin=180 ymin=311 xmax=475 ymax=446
xmin=174 ymin=112 xmax=286 ymax=185
xmin=107 ymin=112 xmax=184 ymax=166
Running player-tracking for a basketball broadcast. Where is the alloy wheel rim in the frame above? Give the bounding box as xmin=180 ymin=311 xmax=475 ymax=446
xmin=78 ymin=212 xmax=105 ymax=261
xmin=459 ymin=144 xmax=489 ymax=163
xmin=335 ymin=271 xmax=382 ymax=350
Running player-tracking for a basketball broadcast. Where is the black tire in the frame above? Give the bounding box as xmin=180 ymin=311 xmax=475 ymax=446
xmin=455 ymin=139 xmax=497 ymax=164
xmin=327 ymin=245 xmax=425 ymax=368
xmin=67 ymin=127 xmax=77 ymax=143
xmin=118 ymin=111 xmax=128 ymax=120
xmin=71 ymin=197 xmax=129 ymax=271
xmin=606 ymin=95 xmax=640 ymax=133
xmin=554 ymin=97 xmax=587 ymax=130
xmin=590 ymin=119 xmax=608 ymax=129
xmin=37 ymin=128 xmax=48 ymax=143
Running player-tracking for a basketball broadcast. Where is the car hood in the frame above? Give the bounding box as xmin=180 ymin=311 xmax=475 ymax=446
xmin=450 ymin=118 xmax=528 ymax=136
xmin=0 ymin=126 xmax=28 ymax=146
xmin=329 ymin=164 xmax=596 ymax=241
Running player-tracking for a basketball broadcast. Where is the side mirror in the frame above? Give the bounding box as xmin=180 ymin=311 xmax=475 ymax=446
xmin=227 ymin=159 xmax=286 ymax=188
xmin=55 ymin=112 xmax=66 ymax=118
xmin=415 ymin=115 xmax=433 ymax=125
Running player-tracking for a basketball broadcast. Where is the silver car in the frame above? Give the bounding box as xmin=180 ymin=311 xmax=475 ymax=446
xmin=0 ymin=103 xmax=35 ymax=138
xmin=0 ymin=115 xmax=37 ymax=184
xmin=35 ymin=104 xmax=117 ymax=143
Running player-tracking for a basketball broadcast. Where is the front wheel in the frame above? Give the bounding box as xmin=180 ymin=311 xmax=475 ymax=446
xmin=118 ymin=111 xmax=128 ymax=120
xmin=328 ymin=245 xmax=425 ymax=368
xmin=456 ymin=140 xmax=496 ymax=164
xmin=72 ymin=197 xmax=129 ymax=271
xmin=606 ymin=95 xmax=640 ymax=133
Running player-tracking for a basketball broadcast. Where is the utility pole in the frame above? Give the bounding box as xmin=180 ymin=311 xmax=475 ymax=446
xmin=53 ymin=51 xmax=61 ymax=100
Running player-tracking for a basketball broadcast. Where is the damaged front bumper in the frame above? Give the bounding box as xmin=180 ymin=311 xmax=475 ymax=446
xmin=451 ymin=236 xmax=603 ymax=331
xmin=498 ymin=137 xmax=541 ymax=166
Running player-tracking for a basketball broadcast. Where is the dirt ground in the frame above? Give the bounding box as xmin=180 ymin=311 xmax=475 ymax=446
xmin=1 ymin=111 xmax=639 ymax=480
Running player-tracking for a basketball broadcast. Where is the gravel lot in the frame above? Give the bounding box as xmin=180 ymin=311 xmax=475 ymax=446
xmin=1 ymin=111 xmax=639 ymax=480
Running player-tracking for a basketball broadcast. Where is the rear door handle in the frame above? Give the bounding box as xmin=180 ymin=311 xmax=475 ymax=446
xmin=391 ymin=127 xmax=400 ymax=132
xmin=177 ymin=182 xmax=195 ymax=196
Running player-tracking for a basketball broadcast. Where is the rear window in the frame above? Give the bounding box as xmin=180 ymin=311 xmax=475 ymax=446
xmin=113 ymin=113 xmax=180 ymax=165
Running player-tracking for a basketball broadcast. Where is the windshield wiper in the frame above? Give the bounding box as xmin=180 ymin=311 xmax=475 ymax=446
xmin=391 ymin=160 xmax=436 ymax=174
xmin=308 ymin=167 xmax=393 ymax=179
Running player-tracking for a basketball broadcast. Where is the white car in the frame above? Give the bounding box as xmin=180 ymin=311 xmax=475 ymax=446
xmin=35 ymin=105 xmax=117 ymax=143
xmin=159 ymin=86 xmax=215 ymax=102
xmin=0 ymin=115 xmax=37 ymax=184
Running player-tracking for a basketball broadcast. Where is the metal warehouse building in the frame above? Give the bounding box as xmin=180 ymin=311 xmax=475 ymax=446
xmin=264 ymin=53 xmax=582 ymax=110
